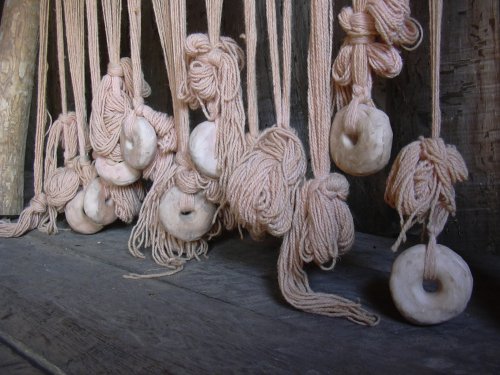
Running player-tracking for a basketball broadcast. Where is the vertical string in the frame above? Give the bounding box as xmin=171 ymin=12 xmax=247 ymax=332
xmin=86 ymin=0 xmax=101 ymax=98
xmin=280 ymin=0 xmax=292 ymax=129
xmin=33 ymin=0 xmax=50 ymax=196
xmin=243 ymin=0 xmax=259 ymax=138
xmin=430 ymin=0 xmax=442 ymax=139
xmin=265 ymin=0 xmax=283 ymax=128
xmin=308 ymin=0 xmax=334 ymax=177
xmin=127 ymin=0 xmax=144 ymax=108
xmin=102 ymin=0 xmax=122 ymax=66
xmin=55 ymin=0 xmax=67 ymax=115
xmin=206 ymin=0 xmax=223 ymax=46
xmin=64 ymin=0 xmax=88 ymax=160
xmin=170 ymin=0 xmax=190 ymax=155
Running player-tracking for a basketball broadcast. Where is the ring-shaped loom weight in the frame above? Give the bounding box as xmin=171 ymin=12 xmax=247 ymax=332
xmin=159 ymin=186 xmax=217 ymax=242
xmin=330 ymin=104 xmax=392 ymax=176
xmin=390 ymin=244 xmax=473 ymax=325
xmin=188 ymin=121 xmax=221 ymax=179
xmin=65 ymin=190 xmax=104 ymax=234
xmin=120 ymin=116 xmax=157 ymax=170
xmin=95 ymin=156 xmax=141 ymax=186
xmin=83 ymin=177 xmax=117 ymax=225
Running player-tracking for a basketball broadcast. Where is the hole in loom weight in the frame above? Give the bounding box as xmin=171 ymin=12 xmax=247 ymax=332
xmin=180 ymin=210 xmax=193 ymax=216
xmin=422 ymin=279 xmax=441 ymax=293
xmin=341 ymin=133 xmax=359 ymax=149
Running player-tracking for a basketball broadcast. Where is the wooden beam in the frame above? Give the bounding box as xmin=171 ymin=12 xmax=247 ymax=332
xmin=0 ymin=0 xmax=40 ymax=215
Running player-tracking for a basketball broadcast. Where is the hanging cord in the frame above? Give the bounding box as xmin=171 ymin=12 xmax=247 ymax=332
xmin=128 ymin=0 xmax=220 ymax=277
xmin=332 ymin=0 xmax=422 ymax=136
xmin=384 ymin=0 xmax=468 ymax=281
xmin=226 ymin=0 xmax=307 ymax=238
xmin=89 ymin=0 xmax=150 ymax=163
xmin=243 ymin=0 xmax=259 ymax=141
xmin=86 ymin=0 xmax=147 ymax=223
xmin=179 ymin=0 xmax=246 ymax=209
xmin=86 ymin=0 xmax=100 ymax=98
xmin=278 ymin=0 xmax=379 ymax=326
xmin=0 ymin=0 xmax=51 ymax=237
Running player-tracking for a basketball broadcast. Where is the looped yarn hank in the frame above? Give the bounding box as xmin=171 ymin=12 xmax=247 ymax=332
xmin=385 ymin=136 xmax=468 ymax=252
xmin=385 ymin=0 xmax=468 ymax=283
xmin=181 ymin=34 xmax=244 ymax=120
xmin=90 ymin=57 xmax=150 ymax=162
xmin=227 ymin=0 xmax=306 ymax=238
xmin=332 ymin=0 xmax=421 ymax=134
xmin=228 ymin=126 xmax=306 ymax=238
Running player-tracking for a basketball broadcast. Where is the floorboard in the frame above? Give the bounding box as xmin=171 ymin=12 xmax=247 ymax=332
xmin=0 ymin=224 xmax=499 ymax=374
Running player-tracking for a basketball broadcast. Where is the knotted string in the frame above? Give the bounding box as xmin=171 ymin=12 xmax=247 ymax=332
xmin=128 ymin=0 xmax=221 ymax=277
xmin=0 ymin=0 xmax=51 ymax=237
xmin=332 ymin=0 xmax=421 ymax=136
xmin=227 ymin=0 xmax=307 ymax=238
xmin=385 ymin=0 xmax=468 ymax=281
xmin=278 ymin=0 xmax=379 ymax=326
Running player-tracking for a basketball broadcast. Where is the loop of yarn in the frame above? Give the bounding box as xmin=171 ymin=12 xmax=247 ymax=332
xmin=180 ymin=33 xmax=244 ymax=120
xmin=385 ymin=136 xmax=468 ymax=252
xmin=227 ymin=126 xmax=306 ymax=237
xmin=332 ymin=0 xmax=421 ymax=134
xmin=301 ymin=174 xmax=354 ymax=269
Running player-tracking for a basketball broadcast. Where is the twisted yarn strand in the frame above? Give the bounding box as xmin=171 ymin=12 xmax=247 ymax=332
xmin=385 ymin=0 xmax=468 ymax=281
xmin=332 ymin=0 xmax=421 ymax=135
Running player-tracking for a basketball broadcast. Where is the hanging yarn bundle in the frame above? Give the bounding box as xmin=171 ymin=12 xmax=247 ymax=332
xmin=385 ymin=0 xmax=472 ymax=325
xmin=278 ymin=0 xmax=379 ymax=326
xmin=86 ymin=0 xmax=147 ymax=226
xmin=330 ymin=0 xmax=421 ymax=176
xmin=62 ymin=0 xmax=108 ymax=235
xmin=227 ymin=0 xmax=306 ymax=239
xmin=127 ymin=0 xmax=220 ymax=278
xmin=181 ymin=0 xmax=246 ymax=192
xmin=0 ymin=0 xmax=52 ymax=237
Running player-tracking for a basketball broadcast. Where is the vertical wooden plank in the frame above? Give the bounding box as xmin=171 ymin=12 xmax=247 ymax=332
xmin=0 ymin=0 xmax=39 ymax=215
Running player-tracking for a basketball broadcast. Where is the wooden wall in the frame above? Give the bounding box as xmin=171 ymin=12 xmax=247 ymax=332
xmin=21 ymin=0 xmax=499 ymax=255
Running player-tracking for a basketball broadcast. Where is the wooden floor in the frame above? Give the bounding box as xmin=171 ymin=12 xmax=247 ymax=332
xmin=0 ymin=223 xmax=499 ymax=374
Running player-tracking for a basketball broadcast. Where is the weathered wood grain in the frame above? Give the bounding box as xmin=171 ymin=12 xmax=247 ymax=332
xmin=0 ymin=227 xmax=500 ymax=373
xmin=0 ymin=0 xmax=39 ymax=215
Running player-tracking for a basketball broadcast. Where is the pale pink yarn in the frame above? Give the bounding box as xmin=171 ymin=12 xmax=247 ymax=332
xmin=385 ymin=0 xmax=468 ymax=281
xmin=332 ymin=0 xmax=421 ymax=135
xmin=227 ymin=0 xmax=306 ymax=238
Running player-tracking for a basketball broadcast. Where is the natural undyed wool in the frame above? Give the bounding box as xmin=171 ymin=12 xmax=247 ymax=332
xmin=227 ymin=0 xmax=306 ymax=239
xmin=127 ymin=0 xmax=222 ymax=277
xmin=332 ymin=0 xmax=421 ymax=139
xmin=277 ymin=0 xmax=379 ymax=326
xmin=87 ymin=0 xmax=148 ymax=223
xmin=385 ymin=0 xmax=468 ymax=280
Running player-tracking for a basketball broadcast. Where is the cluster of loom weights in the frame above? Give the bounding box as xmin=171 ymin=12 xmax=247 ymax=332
xmin=58 ymin=0 xmax=471 ymax=327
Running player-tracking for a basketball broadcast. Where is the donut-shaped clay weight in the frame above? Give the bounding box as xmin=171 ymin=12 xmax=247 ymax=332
xmin=120 ymin=116 xmax=157 ymax=170
xmin=65 ymin=190 xmax=103 ymax=234
xmin=83 ymin=177 xmax=117 ymax=225
xmin=390 ymin=244 xmax=473 ymax=325
xmin=188 ymin=121 xmax=221 ymax=179
xmin=95 ymin=156 xmax=141 ymax=186
xmin=330 ymin=104 xmax=392 ymax=176
xmin=159 ymin=186 xmax=217 ymax=242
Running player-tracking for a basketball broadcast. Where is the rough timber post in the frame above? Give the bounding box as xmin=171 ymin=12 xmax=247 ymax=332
xmin=0 ymin=0 xmax=40 ymax=215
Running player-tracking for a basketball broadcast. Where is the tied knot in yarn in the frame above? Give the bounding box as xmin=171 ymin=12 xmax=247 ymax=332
xmin=180 ymin=33 xmax=244 ymax=121
xmin=301 ymin=173 xmax=355 ymax=270
xmin=385 ymin=136 xmax=468 ymax=251
xmin=59 ymin=112 xmax=78 ymax=161
xmin=44 ymin=167 xmax=80 ymax=210
xmin=366 ymin=0 xmax=421 ymax=48
xmin=174 ymin=153 xmax=208 ymax=195
xmin=29 ymin=193 xmax=48 ymax=214
xmin=333 ymin=0 xmax=421 ymax=112
xmin=107 ymin=62 xmax=124 ymax=77
xmin=227 ymin=127 xmax=306 ymax=237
